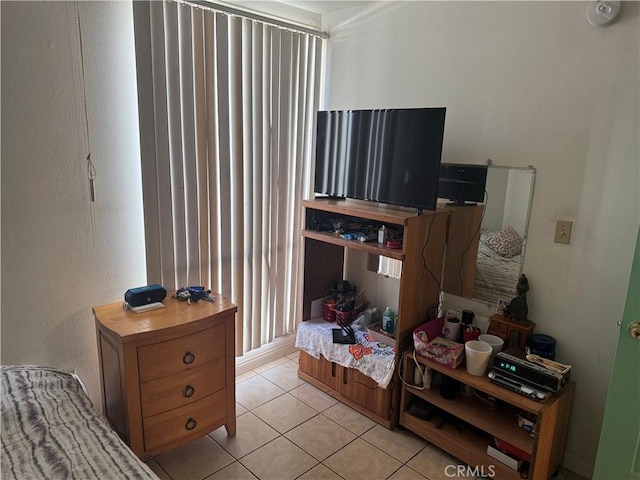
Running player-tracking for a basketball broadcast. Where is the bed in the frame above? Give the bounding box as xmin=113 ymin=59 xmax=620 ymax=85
xmin=1 ymin=365 xmax=158 ymax=480
xmin=474 ymin=228 xmax=523 ymax=305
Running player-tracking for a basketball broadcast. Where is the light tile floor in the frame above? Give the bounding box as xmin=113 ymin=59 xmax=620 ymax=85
xmin=146 ymin=351 xmax=588 ymax=480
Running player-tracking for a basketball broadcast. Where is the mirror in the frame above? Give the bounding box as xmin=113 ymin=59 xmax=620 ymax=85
xmin=441 ymin=165 xmax=536 ymax=305
xmin=366 ymin=165 xmax=535 ymax=307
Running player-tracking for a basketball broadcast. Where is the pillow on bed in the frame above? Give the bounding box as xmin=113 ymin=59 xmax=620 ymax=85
xmin=486 ymin=226 xmax=523 ymax=258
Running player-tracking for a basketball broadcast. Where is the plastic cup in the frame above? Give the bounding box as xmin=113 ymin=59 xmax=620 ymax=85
xmin=478 ymin=334 xmax=504 ymax=355
xmin=443 ymin=318 xmax=461 ymax=341
xmin=465 ymin=340 xmax=493 ymax=376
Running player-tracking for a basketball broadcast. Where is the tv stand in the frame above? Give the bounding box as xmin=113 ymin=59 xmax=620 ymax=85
xmin=298 ymin=198 xmax=449 ymax=426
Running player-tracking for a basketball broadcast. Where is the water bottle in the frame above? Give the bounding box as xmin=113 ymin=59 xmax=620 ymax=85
xmin=413 ymin=364 xmax=423 ymax=386
xmin=424 ymin=367 xmax=432 ymax=389
xmin=382 ymin=307 xmax=395 ymax=334
xmin=378 ymin=225 xmax=387 ymax=244
xmin=413 ymin=364 xmax=432 ymax=389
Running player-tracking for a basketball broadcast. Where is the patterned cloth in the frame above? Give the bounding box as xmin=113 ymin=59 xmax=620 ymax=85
xmin=1 ymin=365 xmax=158 ymax=480
xmin=295 ymin=318 xmax=396 ymax=388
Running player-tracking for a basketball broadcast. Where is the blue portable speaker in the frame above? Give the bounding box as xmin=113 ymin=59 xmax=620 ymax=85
xmin=124 ymin=284 xmax=167 ymax=307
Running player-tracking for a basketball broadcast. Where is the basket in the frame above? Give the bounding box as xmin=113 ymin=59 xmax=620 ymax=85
xmin=413 ymin=317 xmax=445 ymax=354
xmin=335 ymin=305 xmax=365 ymax=325
xmin=323 ymin=303 xmax=337 ymax=322
xmin=323 ymin=303 xmax=365 ymax=325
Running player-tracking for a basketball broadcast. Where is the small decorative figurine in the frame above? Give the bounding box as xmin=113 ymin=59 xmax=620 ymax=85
xmin=504 ymin=274 xmax=529 ymax=323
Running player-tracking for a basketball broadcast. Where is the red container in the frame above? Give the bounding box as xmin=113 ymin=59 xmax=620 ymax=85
xmin=335 ymin=305 xmax=365 ymax=325
xmin=323 ymin=303 xmax=337 ymax=322
xmin=462 ymin=326 xmax=481 ymax=342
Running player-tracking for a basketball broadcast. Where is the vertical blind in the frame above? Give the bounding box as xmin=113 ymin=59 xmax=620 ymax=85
xmin=134 ymin=0 xmax=323 ymax=355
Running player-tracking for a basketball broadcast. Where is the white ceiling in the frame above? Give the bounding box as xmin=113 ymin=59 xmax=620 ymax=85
xmin=277 ymin=0 xmax=371 ymax=15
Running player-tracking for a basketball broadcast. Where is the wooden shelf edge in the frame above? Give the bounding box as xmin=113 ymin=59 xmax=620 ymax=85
xmin=404 ymin=384 xmax=534 ymax=454
xmin=410 ymin=352 xmax=549 ymax=414
xmin=400 ymin=411 xmax=524 ymax=480
xmin=302 ymin=230 xmax=405 ymax=260
xmin=303 ymin=198 xmax=426 ymax=225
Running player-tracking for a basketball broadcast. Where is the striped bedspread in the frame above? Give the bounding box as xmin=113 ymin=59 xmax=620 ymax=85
xmin=1 ymin=366 xmax=158 ymax=480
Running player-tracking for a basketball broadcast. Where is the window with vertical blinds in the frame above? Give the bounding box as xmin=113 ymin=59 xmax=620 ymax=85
xmin=133 ymin=0 xmax=323 ymax=355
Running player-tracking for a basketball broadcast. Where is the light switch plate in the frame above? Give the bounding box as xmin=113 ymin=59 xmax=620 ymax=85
xmin=554 ymin=221 xmax=573 ymax=244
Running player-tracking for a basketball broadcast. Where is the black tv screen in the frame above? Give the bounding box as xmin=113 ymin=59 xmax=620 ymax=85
xmin=314 ymin=108 xmax=446 ymax=211
xmin=437 ymin=163 xmax=488 ymax=205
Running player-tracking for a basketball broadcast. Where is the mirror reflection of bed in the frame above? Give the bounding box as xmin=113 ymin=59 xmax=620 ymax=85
xmin=442 ymin=165 xmax=536 ymax=306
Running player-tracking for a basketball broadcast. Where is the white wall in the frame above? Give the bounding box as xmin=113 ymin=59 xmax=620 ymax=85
xmin=323 ymin=2 xmax=639 ymax=476
xmin=1 ymin=1 xmax=146 ymax=408
xmin=482 ymin=167 xmax=509 ymax=231
xmin=503 ymin=168 xmax=534 ymax=236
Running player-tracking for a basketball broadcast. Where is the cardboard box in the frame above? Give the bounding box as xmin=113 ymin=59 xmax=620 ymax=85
xmin=367 ymin=322 xmax=396 ymax=348
xmin=487 ymin=445 xmax=522 ymax=471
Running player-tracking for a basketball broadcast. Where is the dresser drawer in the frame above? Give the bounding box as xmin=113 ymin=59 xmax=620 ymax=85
xmin=143 ymin=390 xmax=227 ymax=452
xmin=339 ymin=367 xmax=391 ymax=420
xmin=140 ymin=357 xmax=225 ymax=417
xmin=138 ymin=324 xmax=225 ymax=382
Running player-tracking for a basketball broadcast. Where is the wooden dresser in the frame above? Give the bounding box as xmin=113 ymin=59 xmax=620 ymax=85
xmin=93 ymin=294 xmax=237 ymax=460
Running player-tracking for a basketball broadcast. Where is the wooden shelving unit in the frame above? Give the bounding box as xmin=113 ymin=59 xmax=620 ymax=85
xmin=298 ymin=198 xmax=449 ymax=427
xmin=400 ymin=351 xmax=575 ymax=480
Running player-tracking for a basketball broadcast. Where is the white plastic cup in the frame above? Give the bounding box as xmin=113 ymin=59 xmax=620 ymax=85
xmin=443 ymin=318 xmax=461 ymax=341
xmin=478 ymin=334 xmax=504 ymax=355
xmin=465 ymin=340 xmax=493 ymax=376
xmin=478 ymin=334 xmax=505 ymax=367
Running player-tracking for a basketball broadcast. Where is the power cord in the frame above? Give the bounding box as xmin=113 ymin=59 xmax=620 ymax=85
xmin=420 ymin=213 xmax=441 ymax=290
xmin=397 ymin=346 xmax=432 ymax=391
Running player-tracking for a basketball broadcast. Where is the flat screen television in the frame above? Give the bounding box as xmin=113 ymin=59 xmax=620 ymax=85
xmin=437 ymin=163 xmax=488 ymax=206
xmin=314 ymin=107 xmax=446 ymax=211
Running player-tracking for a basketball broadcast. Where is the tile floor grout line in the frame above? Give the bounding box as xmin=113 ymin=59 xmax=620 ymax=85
xmin=148 ymin=351 xmax=589 ymax=480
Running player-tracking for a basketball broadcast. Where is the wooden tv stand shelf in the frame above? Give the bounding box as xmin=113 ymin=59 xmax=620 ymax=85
xmin=298 ymin=198 xmax=449 ymax=427
xmin=400 ymin=352 xmax=575 ymax=480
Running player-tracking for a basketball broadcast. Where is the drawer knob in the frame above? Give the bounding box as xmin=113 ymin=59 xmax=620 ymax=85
xmin=183 ymin=351 xmax=195 ymax=364
xmin=183 ymin=384 xmax=195 ymax=398
xmin=185 ymin=417 xmax=197 ymax=431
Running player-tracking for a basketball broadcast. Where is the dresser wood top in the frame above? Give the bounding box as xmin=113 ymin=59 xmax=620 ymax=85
xmin=93 ymin=293 xmax=237 ymax=341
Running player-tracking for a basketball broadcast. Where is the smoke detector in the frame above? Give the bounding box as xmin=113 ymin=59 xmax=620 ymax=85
xmin=587 ymin=1 xmax=623 ymax=27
